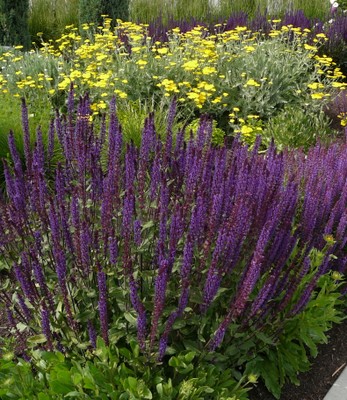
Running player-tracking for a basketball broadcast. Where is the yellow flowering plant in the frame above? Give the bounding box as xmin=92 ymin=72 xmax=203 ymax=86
xmin=0 ymin=19 xmax=345 ymax=148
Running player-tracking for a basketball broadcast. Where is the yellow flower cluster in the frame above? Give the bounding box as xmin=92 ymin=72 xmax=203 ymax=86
xmin=0 ymin=18 xmax=345 ymax=123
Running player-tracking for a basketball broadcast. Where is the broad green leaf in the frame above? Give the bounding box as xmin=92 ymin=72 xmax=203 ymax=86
xmin=27 ymin=334 xmax=47 ymax=344
xmin=124 ymin=312 xmax=137 ymax=326
xmin=49 ymin=380 xmax=74 ymax=395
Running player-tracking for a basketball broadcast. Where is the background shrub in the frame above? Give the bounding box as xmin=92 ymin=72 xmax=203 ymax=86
xmin=0 ymin=0 xmax=30 ymax=50
xmin=79 ymin=0 xmax=129 ymax=26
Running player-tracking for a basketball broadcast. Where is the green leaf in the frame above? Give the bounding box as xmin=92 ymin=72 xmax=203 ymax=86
xmin=57 ymin=369 xmax=73 ymax=386
xmin=142 ymin=220 xmax=154 ymax=230
xmin=37 ymin=394 xmax=51 ymax=400
xmin=41 ymin=351 xmax=65 ymax=363
xmin=124 ymin=376 xmax=138 ymax=393
xmin=27 ymin=334 xmax=47 ymax=344
xmin=184 ymin=352 xmax=196 ymax=363
xmin=168 ymin=356 xmax=181 ymax=368
xmin=16 ymin=322 xmax=28 ymax=332
xmin=71 ymin=373 xmax=83 ymax=386
xmin=119 ymin=347 xmax=132 ymax=360
xmin=124 ymin=312 xmax=137 ymax=326
xmin=156 ymin=383 xmax=163 ymax=397
xmin=65 ymin=391 xmax=85 ymax=397
xmin=49 ymin=380 xmax=74 ymax=395
xmin=255 ymin=331 xmax=274 ymax=346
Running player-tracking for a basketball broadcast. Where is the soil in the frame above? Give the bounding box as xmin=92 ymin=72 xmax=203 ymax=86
xmin=249 ymin=315 xmax=347 ymax=400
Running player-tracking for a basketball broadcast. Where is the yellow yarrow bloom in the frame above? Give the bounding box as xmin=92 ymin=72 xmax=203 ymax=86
xmin=244 ymin=79 xmax=260 ymax=87
xmin=311 ymin=92 xmax=325 ymax=100
xmin=307 ymin=82 xmax=324 ymax=89
xmin=157 ymin=47 xmax=169 ymax=55
xmin=202 ymin=66 xmax=217 ymax=75
xmin=244 ymin=45 xmax=256 ymax=52
xmin=182 ymin=60 xmax=199 ymax=71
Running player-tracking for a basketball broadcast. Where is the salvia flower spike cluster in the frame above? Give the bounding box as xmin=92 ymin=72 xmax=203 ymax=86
xmin=0 ymin=92 xmax=346 ymax=361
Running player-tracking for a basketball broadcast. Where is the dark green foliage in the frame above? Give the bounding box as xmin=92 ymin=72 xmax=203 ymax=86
xmin=79 ymin=0 xmax=129 ymax=26
xmin=103 ymin=0 xmax=129 ymax=22
xmin=245 ymin=271 xmax=345 ymax=399
xmin=0 ymin=339 xmax=252 ymax=399
xmin=0 ymin=0 xmax=30 ymax=50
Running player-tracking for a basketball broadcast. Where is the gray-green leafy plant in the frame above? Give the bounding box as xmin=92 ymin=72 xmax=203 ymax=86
xmin=261 ymin=105 xmax=335 ymax=151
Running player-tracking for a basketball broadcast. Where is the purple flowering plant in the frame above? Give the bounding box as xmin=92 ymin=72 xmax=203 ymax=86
xmin=0 ymin=90 xmax=346 ymax=397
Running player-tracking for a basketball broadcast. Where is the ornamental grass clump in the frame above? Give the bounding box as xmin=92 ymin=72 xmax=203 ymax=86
xmin=0 ymin=93 xmax=346 ymax=397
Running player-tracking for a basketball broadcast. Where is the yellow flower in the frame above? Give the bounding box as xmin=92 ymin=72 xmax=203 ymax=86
xmin=240 ymin=125 xmax=254 ymax=136
xmin=234 ymin=26 xmax=247 ymax=32
xmin=304 ymin=44 xmax=317 ymax=51
xmin=114 ymin=89 xmax=128 ymax=98
xmin=244 ymin=79 xmax=260 ymax=87
xmin=157 ymin=47 xmax=169 ymax=55
xmin=58 ymin=78 xmax=71 ymax=91
xmin=182 ymin=59 xmax=199 ymax=71
xmin=136 ymin=60 xmax=148 ymax=66
xmin=212 ymin=97 xmax=222 ymax=104
xmin=202 ymin=66 xmax=217 ymax=75
xmin=198 ymin=82 xmax=215 ymax=92
xmin=307 ymin=82 xmax=324 ymax=90
xmin=311 ymin=92 xmax=325 ymax=100
xmin=331 ymin=82 xmax=346 ymax=88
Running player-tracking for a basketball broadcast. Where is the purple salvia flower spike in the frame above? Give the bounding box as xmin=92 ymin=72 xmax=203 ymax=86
xmin=129 ymin=276 xmax=147 ymax=351
xmin=134 ymin=219 xmax=142 ymax=247
xmin=41 ymin=304 xmax=53 ymax=351
xmin=88 ymin=320 xmax=97 ymax=349
xmin=97 ymin=266 xmax=109 ymax=345
xmin=108 ymin=237 xmax=118 ymax=265
xmin=17 ymin=293 xmax=32 ymax=322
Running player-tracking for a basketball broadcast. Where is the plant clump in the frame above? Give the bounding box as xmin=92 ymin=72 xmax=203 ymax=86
xmin=0 ymin=93 xmax=346 ymax=398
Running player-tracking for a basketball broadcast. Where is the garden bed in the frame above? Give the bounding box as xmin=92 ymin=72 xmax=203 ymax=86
xmin=1 ymin=6 xmax=347 ymax=400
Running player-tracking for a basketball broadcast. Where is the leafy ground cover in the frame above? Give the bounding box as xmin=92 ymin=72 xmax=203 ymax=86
xmin=0 ymin=5 xmax=347 ymax=400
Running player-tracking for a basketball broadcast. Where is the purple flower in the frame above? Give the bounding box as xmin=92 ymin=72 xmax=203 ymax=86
xmin=41 ymin=304 xmax=53 ymax=351
xmin=97 ymin=266 xmax=109 ymax=345
xmin=129 ymin=276 xmax=147 ymax=351
xmin=17 ymin=293 xmax=32 ymax=322
xmin=108 ymin=237 xmax=118 ymax=265
xmin=88 ymin=320 xmax=97 ymax=349
xmin=150 ymin=259 xmax=169 ymax=349
xmin=134 ymin=219 xmax=142 ymax=246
